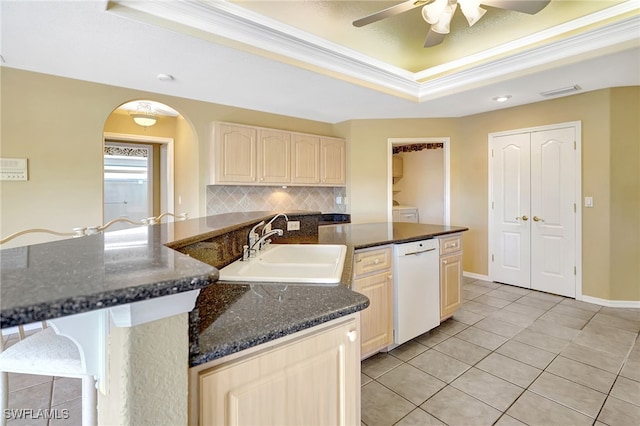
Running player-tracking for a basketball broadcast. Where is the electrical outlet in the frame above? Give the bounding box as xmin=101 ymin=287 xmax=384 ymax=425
xmin=336 ymin=196 xmax=342 ymax=205
xmin=287 ymin=221 xmax=300 ymax=231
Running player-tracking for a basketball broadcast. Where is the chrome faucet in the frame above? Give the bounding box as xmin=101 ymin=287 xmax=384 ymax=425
xmin=254 ymin=229 xmax=283 ymax=251
xmin=243 ymin=228 xmax=283 ymax=261
xmin=262 ymin=213 xmax=289 ymax=235
xmin=243 ymin=219 xmax=287 ymax=261
xmin=247 ymin=220 xmax=265 ymax=249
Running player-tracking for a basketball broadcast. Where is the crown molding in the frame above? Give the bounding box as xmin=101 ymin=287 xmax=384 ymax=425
xmin=417 ymin=14 xmax=640 ymax=101
xmin=109 ymin=0 xmax=640 ymax=102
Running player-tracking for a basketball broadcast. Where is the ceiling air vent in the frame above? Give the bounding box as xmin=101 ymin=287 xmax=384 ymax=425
xmin=540 ymin=85 xmax=582 ymax=97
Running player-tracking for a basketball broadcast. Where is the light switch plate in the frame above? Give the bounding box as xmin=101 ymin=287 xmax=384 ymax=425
xmin=585 ymin=196 xmax=594 ymax=208
xmin=0 ymin=157 xmax=28 ymax=181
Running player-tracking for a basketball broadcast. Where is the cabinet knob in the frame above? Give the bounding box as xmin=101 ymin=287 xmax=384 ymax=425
xmin=374 ymin=259 xmax=380 ymax=265
xmin=347 ymin=330 xmax=357 ymax=342
xmin=443 ymin=259 xmax=448 ymax=264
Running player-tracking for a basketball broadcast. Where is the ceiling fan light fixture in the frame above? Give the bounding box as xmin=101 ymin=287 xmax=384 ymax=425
xmin=431 ymin=2 xmax=457 ymax=34
xmin=422 ymin=0 xmax=449 ymax=24
xmin=460 ymin=1 xmax=486 ymax=27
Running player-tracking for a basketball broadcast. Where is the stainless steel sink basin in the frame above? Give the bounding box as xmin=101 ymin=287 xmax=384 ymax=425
xmin=218 ymin=244 xmax=347 ymax=285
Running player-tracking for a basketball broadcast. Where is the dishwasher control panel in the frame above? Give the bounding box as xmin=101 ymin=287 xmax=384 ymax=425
xmin=393 ymin=239 xmax=438 ymax=256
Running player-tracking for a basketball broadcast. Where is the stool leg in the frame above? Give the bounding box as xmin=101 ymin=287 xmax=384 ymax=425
xmin=0 ymin=371 xmax=8 ymax=426
xmin=81 ymin=375 xmax=97 ymax=426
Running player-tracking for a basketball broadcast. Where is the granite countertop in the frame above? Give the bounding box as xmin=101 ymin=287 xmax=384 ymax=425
xmin=1 ymin=211 xmax=467 ymax=370
xmin=0 ymin=225 xmax=217 ymax=328
xmin=318 ymin=222 xmax=469 ymax=249
xmin=191 ymin=282 xmax=368 ymax=366
xmin=189 ymin=220 xmax=467 ymax=367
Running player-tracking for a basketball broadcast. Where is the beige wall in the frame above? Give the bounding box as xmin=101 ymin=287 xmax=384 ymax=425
xmin=345 ymin=118 xmax=458 ymax=224
xmin=1 ymin=67 xmax=638 ymax=301
xmin=343 ymin=88 xmax=640 ymax=302
xmin=609 ymin=87 xmax=640 ymax=301
xmin=0 ymin=68 xmax=334 ymax=247
xmin=456 ymin=91 xmax=614 ymax=298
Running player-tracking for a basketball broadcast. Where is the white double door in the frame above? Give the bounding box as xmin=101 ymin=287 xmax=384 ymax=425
xmin=490 ymin=123 xmax=578 ymax=298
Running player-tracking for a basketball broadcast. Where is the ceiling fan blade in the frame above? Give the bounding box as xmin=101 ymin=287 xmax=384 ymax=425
xmin=353 ymin=0 xmax=432 ymax=27
xmin=480 ymin=0 xmax=551 ymax=14
xmin=424 ymin=29 xmax=446 ymax=47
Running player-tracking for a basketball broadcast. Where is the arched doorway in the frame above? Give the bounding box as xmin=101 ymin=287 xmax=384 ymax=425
xmin=103 ymin=100 xmax=180 ymax=228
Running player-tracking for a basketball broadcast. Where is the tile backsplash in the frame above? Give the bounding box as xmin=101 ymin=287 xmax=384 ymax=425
xmin=206 ymin=185 xmax=347 ymax=215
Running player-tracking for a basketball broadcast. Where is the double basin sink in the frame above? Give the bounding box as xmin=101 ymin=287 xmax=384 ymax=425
xmin=218 ymin=244 xmax=347 ymax=285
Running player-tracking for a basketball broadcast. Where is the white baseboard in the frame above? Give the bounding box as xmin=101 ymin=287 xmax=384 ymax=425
xmin=463 ymin=271 xmax=490 ymax=281
xmin=579 ymin=295 xmax=640 ymax=309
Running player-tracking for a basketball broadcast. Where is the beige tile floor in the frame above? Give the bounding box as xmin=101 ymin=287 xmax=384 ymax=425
xmin=361 ymin=278 xmax=640 ymax=426
xmin=3 ymin=278 xmax=639 ymax=425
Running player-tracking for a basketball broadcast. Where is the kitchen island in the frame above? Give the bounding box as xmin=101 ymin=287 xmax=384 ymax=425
xmin=1 ymin=211 xmax=466 ymax=425
xmin=187 ymin=219 xmax=467 ymax=367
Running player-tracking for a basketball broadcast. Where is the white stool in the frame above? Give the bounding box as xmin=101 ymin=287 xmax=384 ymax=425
xmin=0 ymin=326 xmax=97 ymax=426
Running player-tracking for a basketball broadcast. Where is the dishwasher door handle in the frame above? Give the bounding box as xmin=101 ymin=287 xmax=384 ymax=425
xmin=404 ymin=247 xmax=437 ymax=256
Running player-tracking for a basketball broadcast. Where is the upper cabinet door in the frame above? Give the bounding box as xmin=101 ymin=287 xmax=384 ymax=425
xmin=258 ymin=129 xmax=291 ymax=184
xmin=321 ymin=138 xmax=346 ymax=186
xmin=214 ymin=123 xmax=257 ymax=183
xmin=291 ymin=134 xmax=320 ymax=184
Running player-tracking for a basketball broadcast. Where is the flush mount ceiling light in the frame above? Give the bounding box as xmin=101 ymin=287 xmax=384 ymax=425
xmin=130 ymin=102 xmax=158 ymax=127
xmin=540 ymin=85 xmax=582 ymax=97
xmin=493 ymin=95 xmax=512 ymax=102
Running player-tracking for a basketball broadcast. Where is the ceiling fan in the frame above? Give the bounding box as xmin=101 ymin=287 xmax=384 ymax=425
xmin=353 ymin=0 xmax=551 ymax=48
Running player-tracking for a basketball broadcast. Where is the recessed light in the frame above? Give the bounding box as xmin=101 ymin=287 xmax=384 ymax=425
xmin=157 ymin=73 xmax=175 ymax=82
xmin=493 ymin=95 xmax=512 ymax=102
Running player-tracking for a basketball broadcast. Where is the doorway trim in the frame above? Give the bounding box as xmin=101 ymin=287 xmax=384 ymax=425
xmin=103 ymin=132 xmax=175 ymax=219
xmin=387 ymin=137 xmax=451 ymax=225
xmin=487 ymin=121 xmax=582 ymax=300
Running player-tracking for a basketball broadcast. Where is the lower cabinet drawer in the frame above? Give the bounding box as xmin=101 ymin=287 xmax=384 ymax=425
xmin=354 ymin=247 xmax=392 ymax=277
xmin=440 ymin=233 xmax=462 ymax=255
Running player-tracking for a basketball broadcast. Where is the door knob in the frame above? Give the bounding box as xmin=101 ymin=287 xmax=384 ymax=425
xmin=533 ymin=216 xmax=544 ymax=222
xmin=516 ymin=215 xmax=528 ymax=221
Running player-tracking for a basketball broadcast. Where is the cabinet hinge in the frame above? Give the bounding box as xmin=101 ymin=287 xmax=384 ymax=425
xmin=574 ymin=141 xmax=576 ymax=150
xmin=574 ymin=203 xmax=576 ymax=213
xmin=492 ymin=254 xmax=494 ymax=262
xmin=491 ymin=149 xmax=494 ymax=157
xmin=491 ymin=201 xmax=494 ymax=209
xmin=574 ymin=266 xmax=576 ymax=275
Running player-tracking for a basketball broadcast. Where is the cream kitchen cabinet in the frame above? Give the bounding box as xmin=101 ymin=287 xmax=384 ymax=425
xmin=258 ymin=128 xmax=291 ymax=183
xmin=291 ymin=133 xmax=320 ymax=184
xmin=353 ymin=246 xmax=393 ymax=359
xmin=212 ymin=123 xmax=258 ymax=183
xmin=193 ymin=314 xmax=361 ymax=426
xmin=320 ymin=137 xmax=346 ymax=185
xmin=439 ymin=233 xmax=463 ymax=321
xmin=212 ymin=122 xmax=345 ymax=187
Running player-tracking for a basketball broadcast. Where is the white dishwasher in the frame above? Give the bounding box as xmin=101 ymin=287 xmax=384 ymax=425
xmin=392 ymin=239 xmax=440 ymax=347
